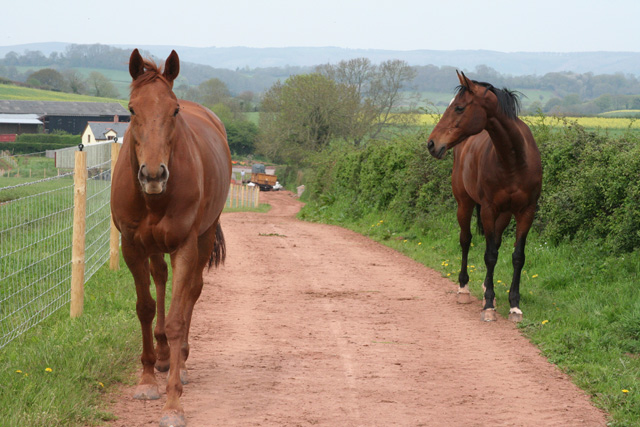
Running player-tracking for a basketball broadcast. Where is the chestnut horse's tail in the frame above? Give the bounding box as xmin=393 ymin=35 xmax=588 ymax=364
xmin=209 ymin=223 xmax=226 ymax=269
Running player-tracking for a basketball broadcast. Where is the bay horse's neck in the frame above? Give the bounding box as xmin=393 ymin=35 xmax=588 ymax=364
xmin=485 ymin=114 xmax=527 ymax=170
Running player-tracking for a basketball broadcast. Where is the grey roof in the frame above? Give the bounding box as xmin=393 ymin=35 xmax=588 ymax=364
xmin=0 ymin=113 xmax=43 ymax=125
xmin=87 ymin=121 xmax=129 ymax=140
xmin=0 ymin=100 xmax=129 ymax=116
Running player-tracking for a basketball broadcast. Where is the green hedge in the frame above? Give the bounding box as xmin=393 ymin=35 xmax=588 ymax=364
xmin=0 ymin=134 xmax=80 ymax=154
xmin=302 ymin=117 xmax=640 ymax=253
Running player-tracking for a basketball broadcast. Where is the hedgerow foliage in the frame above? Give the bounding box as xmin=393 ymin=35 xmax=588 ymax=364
xmin=302 ymin=116 xmax=640 ymax=253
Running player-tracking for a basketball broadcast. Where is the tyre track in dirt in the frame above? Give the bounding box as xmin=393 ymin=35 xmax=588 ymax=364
xmin=109 ymin=191 xmax=607 ymax=426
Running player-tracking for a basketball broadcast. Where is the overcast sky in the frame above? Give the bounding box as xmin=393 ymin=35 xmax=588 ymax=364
xmin=2 ymin=0 xmax=638 ymax=53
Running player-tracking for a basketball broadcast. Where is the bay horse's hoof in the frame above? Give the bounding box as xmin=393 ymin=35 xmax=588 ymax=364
xmin=508 ymin=308 xmax=523 ymax=323
xmin=159 ymin=410 xmax=186 ymax=427
xmin=133 ymin=384 xmax=161 ymax=400
xmin=481 ymin=309 xmax=497 ymax=322
xmin=180 ymin=368 xmax=189 ymax=385
xmin=155 ymin=359 xmax=170 ymax=372
xmin=457 ymin=291 xmax=472 ymax=304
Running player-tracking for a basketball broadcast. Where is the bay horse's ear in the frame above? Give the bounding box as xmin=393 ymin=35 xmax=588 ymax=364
xmin=457 ymin=70 xmax=475 ymax=94
xmin=129 ymin=49 xmax=145 ymax=80
xmin=163 ymin=50 xmax=180 ymax=84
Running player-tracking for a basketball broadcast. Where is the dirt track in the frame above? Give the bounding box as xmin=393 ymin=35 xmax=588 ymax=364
xmin=109 ymin=191 xmax=607 ymax=426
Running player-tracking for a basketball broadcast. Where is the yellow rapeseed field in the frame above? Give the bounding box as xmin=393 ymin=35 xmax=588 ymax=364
xmin=418 ymin=114 xmax=640 ymax=130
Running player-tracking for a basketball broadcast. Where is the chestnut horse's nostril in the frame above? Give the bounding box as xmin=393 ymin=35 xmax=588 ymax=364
xmin=138 ymin=164 xmax=148 ymax=181
xmin=159 ymin=163 xmax=169 ymax=180
xmin=427 ymin=140 xmax=435 ymax=151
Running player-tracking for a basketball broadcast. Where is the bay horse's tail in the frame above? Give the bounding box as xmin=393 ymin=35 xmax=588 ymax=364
xmin=209 ymin=223 xmax=226 ymax=269
xmin=475 ymin=204 xmax=484 ymax=235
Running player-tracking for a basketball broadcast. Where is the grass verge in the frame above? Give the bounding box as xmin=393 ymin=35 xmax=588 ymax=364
xmin=299 ymin=202 xmax=640 ymax=426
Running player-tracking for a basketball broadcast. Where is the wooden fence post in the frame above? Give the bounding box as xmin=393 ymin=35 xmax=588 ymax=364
xmin=109 ymin=142 xmax=121 ymax=270
xmin=70 ymin=149 xmax=87 ymax=318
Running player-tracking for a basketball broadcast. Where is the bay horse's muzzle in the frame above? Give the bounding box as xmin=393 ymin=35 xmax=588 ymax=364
xmin=138 ymin=163 xmax=169 ymax=194
xmin=427 ymin=140 xmax=447 ymax=159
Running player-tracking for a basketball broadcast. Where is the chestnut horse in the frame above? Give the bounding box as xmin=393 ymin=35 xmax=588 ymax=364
xmin=111 ymin=49 xmax=231 ymax=427
xmin=427 ymin=71 xmax=542 ymax=322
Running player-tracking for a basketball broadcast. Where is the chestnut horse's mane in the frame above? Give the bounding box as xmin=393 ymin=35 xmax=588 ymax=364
xmin=130 ymin=58 xmax=171 ymax=92
xmin=455 ymin=81 xmax=522 ymax=120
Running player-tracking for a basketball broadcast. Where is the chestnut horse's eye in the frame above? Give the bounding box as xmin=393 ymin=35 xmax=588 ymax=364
xmin=174 ymin=106 xmax=180 ymax=117
xmin=454 ymin=105 xmax=465 ymax=113
xmin=129 ymin=107 xmax=135 ymax=115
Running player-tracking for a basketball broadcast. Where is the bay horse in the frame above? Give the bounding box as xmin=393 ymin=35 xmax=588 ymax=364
xmin=426 ymin=71 xmax=542 ymax=322
xmin=111 ymin=49 xmax=231 ymax=427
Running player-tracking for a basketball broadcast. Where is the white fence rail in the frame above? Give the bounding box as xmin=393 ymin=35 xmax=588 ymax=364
xmin=0 ymin=144 xmax=117 ymax=349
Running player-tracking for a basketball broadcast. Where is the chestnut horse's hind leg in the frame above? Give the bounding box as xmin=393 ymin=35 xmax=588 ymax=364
xmin=179 ymin=221 xmax=220 ymax=385
xmin=121 ymin=240 xmax=161 ymax=400
xmin=150 ymin=254 xmax=170 ymax=372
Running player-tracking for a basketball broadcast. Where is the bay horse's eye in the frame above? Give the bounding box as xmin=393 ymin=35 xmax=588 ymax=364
xmin=129 ymin=107 xmax=135 ymax=115
xmin=174 ymin=107 xmax=180 ymax=117
xmin=454 ymin=105 xmax=465 ymax=113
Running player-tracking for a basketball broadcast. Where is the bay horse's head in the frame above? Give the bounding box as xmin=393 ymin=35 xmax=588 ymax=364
xmin=427 ymin=70 xmax=521 ymax=159
xmin=127 ymin=49 xmax=181 ymax=195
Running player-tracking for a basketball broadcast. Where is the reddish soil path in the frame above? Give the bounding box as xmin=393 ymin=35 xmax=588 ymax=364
xmin=109 ymin=191 xmax=607 ymax=426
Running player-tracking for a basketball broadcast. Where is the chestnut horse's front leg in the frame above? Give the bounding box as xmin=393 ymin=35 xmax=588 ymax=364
xmin=121 ymin=240 xmax=160 ymax=400
xmin=150 ymin=253 xmax=170 ymax=372
xmin=159 ymin=233 xmax=199 ymax=427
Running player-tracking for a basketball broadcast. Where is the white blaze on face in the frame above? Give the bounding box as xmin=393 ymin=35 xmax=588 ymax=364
xmin=449 ymin=97 xmax=455 ymax=107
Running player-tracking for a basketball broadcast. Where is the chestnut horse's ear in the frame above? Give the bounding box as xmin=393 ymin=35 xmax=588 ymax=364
xmin=129 ymin=49 xmax=145 ymax=80
xmin=163 ymin=50 xmax=180 ymax=84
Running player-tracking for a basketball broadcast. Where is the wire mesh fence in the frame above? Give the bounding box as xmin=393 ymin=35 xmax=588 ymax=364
xmin=0 ymin=146 xmax=114 ymax=349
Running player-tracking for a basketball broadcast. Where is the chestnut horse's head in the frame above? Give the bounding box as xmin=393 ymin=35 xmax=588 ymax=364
xmin=427 ymin=71 xmax=521 ymax=159
xmin=127 ymin=49 xmax=181 ymax=195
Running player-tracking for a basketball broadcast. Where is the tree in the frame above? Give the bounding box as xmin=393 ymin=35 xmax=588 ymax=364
xmin=87 ymin=71 xmax=119 ymax=98
xmin=318 ymin=58 xmax=418 ymax=143
xmin=62 ymin=69 xmax=87 ymax=94
xmin=26 ymin=68 xmax=68 ymax=92
xmin=257 ymin=74 xmax=360 ymax=165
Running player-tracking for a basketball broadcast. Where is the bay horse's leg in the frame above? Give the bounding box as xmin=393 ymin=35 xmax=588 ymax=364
xmin=178 ymin=222 xmax=218 ymax=385
xmin=121 ymin=240 xmax=160 ymax=400
xmin=508 ymin=209 xmax=536 ymax=322
xmin=456 ymin=199 xmax=475 ymax=304
xmin=479 ymin=207 xmax=501 ymax=322
xmin=160 ymin=234 xmax=199 ymax=427
xmin=150 ymin=254 xmax=170 ymax=372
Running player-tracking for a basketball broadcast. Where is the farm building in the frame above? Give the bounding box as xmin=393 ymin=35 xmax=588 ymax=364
xmin=0 ymin=114 xmax=43 ymax=137
xmin=0 ymin=100 xmax=129 ymax=135
xmin=82 ymin=121 xmax=129 ymax=145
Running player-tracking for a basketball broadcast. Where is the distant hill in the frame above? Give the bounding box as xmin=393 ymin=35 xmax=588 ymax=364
xmin=2 ymin=43 xmax=640 ymax=76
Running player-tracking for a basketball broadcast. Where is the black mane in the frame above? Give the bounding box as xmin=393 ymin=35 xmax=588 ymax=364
xmin=455 ymin=81 xmax=522 ymax=120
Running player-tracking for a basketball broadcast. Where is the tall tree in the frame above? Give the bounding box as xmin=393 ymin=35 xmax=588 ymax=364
xmin=257 ymin=73 xmax=360 ymax=165
xmin=87 ymin=71 xmax=119 ymax=98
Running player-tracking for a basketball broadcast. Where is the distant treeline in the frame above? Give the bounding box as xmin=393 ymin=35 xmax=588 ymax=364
xmin=2 ymin=44 xmax=640 ymax=115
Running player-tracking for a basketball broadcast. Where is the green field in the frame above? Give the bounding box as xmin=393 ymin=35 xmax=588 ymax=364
xmin=0 ymin=82 xmax=127 ymax=107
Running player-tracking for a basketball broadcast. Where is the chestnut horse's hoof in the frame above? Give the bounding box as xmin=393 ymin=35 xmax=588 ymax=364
xmin=481 ymin=309 xmax=497 ymax=322
xmin=155 ymin=359 xmax=170 ymax=372
xmin=133 ymin=384 xmax=161 ymax=400
xmin=159 ymin=410 xmax=186 ymax=427
xmin=457 ymin=291 xmax=472 ymax=304
xmin=508 ymin=308 xmax=523 ymax=323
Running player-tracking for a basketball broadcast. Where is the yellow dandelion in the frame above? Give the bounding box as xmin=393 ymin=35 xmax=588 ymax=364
xmin=623 ymin=389 xmax=630 ymax=393
xmin=403 ymin=239 xmax=407 ymax=243
xmin=447 ymin=273 xmax=451 ymax=277
xmin=471 ymin=243 xmax=474 ymax=247
xmin=470 ymin=265 xmax=475 ymax=268
xmin=497 ymin=280 xmax=502 ymax=283
xmin=532 ymin=274 xmax=539 ymax=278
xmin=541 ymin=320 xmax=549 ymax=325
xmin=99 ymin=382 xmax=104 ymax=388
xmin=45 ymin=367 xmax=52 ymax=373
xmin=418 ymin=242 xmax=422 ymax=245
xmin=15 ymin=370 xmax=22 ymax=374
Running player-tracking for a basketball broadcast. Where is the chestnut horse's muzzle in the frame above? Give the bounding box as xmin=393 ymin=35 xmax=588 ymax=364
xmin=138 ymin=163 xmax=169 ymax=194
xmin=427 ymin=140 xmax=447 ymax=159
